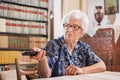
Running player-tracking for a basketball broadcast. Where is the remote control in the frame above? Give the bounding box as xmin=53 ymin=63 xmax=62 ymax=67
xmin=22 ymin=51 xmax=51 ymax=56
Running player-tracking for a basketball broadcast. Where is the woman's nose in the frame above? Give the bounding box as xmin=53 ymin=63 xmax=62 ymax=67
xmin=66 ymin=27 xmax=73 ymax=31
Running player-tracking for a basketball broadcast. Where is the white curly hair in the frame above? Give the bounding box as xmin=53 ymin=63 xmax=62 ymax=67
xmin=61 ymin=10 xmax=89 ymax=35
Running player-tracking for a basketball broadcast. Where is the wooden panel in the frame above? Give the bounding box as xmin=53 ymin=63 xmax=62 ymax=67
xmin=81 ymin=28 xmax=120 ymax=71
xmin=112 ymin=65 xmax=120 ymax=72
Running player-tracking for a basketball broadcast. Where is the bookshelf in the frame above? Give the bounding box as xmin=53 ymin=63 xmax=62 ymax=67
xmin=0 ymin=0 xmax=50 ymax=65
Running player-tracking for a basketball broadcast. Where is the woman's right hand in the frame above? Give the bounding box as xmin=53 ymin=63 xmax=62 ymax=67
xmin=30 ymin=48 xmax=46 ymax=62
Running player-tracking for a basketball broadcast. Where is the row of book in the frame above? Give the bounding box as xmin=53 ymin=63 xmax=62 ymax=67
xmin=0 ymin=3 xmax=48 ymax=21
xmin=0 ymin=0 xmax=49 ymax=65
xmin=3 ymin=0 xmax=48 ymax=8
xmin=0 ymin=18 xmax=47 ymax=35
xmin=0 ymin=50 xmax=31 ymax=64
xmin=0 ymin=35 xmax=47 ymax=49
xmin=0 ymin=51 xmax=18 ymax=64
xmin=29 ymin=36 xmax=47 ymax=48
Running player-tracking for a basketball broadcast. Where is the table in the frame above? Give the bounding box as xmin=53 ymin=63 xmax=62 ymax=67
xmin=33 ymin=71 xmax=120 ymax=80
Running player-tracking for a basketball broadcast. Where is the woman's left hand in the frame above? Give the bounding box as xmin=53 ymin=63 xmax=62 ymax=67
xmin=65 ymin=65 xmax=83 ymax=75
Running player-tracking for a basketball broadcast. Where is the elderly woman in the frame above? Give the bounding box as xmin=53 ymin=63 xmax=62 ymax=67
xmin=32 ymin=10 xmax=106 ymax=78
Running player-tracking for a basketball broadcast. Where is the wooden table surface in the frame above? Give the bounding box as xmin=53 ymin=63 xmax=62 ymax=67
xmin=33 ymin=71 xmax=120 ymax=80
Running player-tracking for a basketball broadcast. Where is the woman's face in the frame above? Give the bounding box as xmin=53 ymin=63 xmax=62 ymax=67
xmin=63 ymin=18 xmax=83 ymax=41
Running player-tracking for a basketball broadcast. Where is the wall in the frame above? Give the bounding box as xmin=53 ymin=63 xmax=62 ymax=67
xmin=62 ymin=0 xmax=80 ymax=16
xmin=53 ymin=0 xmax=62 ymax=39
xmin=54 ymin=0 xmax=81 ymax=39
xmin=82 ymin=0 xmax=120 ymax=27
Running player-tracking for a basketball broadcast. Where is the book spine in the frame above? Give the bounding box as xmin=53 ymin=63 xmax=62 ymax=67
xmin=0 ymin=18 xmax=6 ymax=32
xmin=0 ymin=51 xmax=18 ymax=64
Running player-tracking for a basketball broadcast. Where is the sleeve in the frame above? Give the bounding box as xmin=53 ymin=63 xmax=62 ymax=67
xmin=44 ymin=40 xmax=60 ymax=71
xmin=85 ymin=45 xmax=102 ymax=66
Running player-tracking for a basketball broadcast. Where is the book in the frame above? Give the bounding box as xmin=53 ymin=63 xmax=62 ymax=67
xmin=0 ymin=18 xmax=6 ymax=32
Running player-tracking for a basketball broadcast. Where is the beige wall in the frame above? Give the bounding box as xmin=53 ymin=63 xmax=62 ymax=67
xmin=62 ymin=0 xmax=81 ymax=17
xmin=54 ymin=0 xmax=82 ymax=38
xmin=54 ymin=0 xmax=62 ymax=38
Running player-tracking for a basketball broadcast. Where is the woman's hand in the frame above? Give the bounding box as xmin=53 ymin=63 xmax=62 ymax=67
xmin=30 ymin=48 xmax=46 ymax=62
xmin=65 ymin=65 xmax=83 ymax=75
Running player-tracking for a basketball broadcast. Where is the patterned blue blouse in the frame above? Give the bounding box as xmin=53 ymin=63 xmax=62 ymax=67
xmin=45 ymin=36 xmax=101 ymax=77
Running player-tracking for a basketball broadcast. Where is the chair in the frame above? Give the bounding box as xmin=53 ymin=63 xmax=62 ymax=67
xmin=15 ymin=58 xmax=39 ymax=80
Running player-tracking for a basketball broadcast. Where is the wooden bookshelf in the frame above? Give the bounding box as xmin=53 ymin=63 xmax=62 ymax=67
xmin=0 ymin=0 xmax=50 ymax=65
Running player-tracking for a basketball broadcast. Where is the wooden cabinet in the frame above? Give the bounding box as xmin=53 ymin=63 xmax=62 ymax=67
xmin=81 ymin=28 xmax=120 ymax=72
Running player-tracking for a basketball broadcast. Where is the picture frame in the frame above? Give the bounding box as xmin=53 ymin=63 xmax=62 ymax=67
xmin=104 ymin=0 xmax=119 ymax=15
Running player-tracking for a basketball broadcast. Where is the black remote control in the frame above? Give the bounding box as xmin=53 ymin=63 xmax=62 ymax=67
xmin=22 ymin=51 xmax=51 ymax=56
